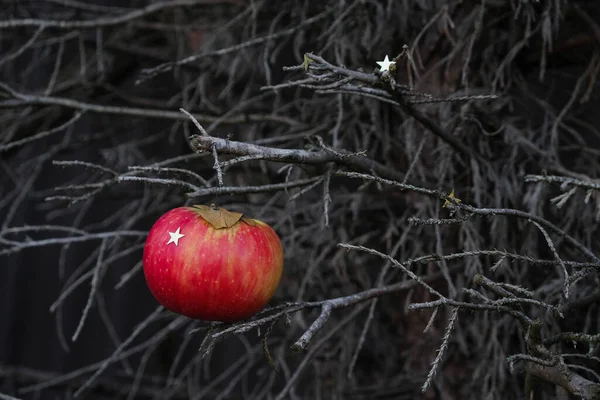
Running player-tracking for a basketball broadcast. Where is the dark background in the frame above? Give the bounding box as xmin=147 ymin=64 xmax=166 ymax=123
xmin=1 ymin=1 xmax=599 ymax=399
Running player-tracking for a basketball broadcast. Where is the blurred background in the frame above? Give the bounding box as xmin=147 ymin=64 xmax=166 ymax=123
xmin=1 ymin=1 xmax=599 ymax=399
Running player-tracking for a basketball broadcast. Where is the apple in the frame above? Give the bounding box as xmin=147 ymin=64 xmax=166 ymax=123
xmin=142 ymin=204 xmax=284 ymax=322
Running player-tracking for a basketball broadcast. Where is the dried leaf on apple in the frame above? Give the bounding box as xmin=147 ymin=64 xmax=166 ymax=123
xmin=192 ymin=204 xmax=243 ymax=229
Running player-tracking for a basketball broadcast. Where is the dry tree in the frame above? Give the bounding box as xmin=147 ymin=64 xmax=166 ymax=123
xmin=0 ymin=1 xmax=599 ymax=399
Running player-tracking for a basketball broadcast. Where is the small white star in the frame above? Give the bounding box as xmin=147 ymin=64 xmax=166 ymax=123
xmin=376 ymin=55 xmax=395 ymax=72
xmin=167 ymin=227 xmax=185 ymax=246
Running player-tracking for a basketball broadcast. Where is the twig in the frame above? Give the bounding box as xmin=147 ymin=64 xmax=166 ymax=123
xmin=128 ymin=166 xmax=209 ymax=187
xmin=0 ymin=0 xmax=223 ymax=29
xmin=339 ymin=243 xmax=444 ymax=299
xmin=73 ymin=306 xmax=165 ymax=397
xmin=138 ymin=10 xmax=332 ymax=82
xmin=0 ymin=227 xmax=146 ymax=256
xmin=189 ymin=135 xmax=406 ymax=182
xmin=0 ymin=112 xmax=83 ymax=153
xmin=0 ymin=393 xmax=22 ymax=400
xmin=186 ymin=177 xmax=322 ymax=198
xmin=71 ymin=238 xmax=108 ymax=342
xmin=322 ymin=167 xmax=332 ymax=227
xmin=291 ymin=304 xmax=332 ymax=351
xmin=211 ymin=144 xmax=224 ymax=187
xmin=273 ymin=305 xmax=367 ymax=400
xmin=291 ymin=53 xmax=495 ymax=161
xmin=527 ymin=362 xmax=600 ymax=400
xmin=116 ymin=176 xmax=201 ymax=193
xmin=0 ymin=83 xmax=299 ymax=126
xmin=339 ymin=171 xmax=600 ymax=264
xmin=421 ymin=307 xmax=459 ymax=392
xmin=179 ymin=108 xmax=209 ymax=136
xmin=507 ymin=353 xmax=558 ymax=372
xmin=531 ymin=221 xmax=569 ymax=298
xmin=206 ymin=265 xmax=460 ymax=352
xmin=54 ymin=159 xmax=118 ymax=177
xmin=543 ymin=332 xmax=600 ymax=346
xmin=18 ymin=315 xmax=187 ymax=394
xmin=0 ymin=25 xmax=45 ymax=67
xmin=525 ymin=174 xmax=600 ymax=190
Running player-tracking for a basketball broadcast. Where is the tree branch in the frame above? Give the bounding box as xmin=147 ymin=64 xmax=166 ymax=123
xmin=0 ymin=0 xmax=236 ymax=30
xmin=189 ymin=135 xmax=406 ymax=182
xmin=527 ymin=363 xmax=600 ymax=400
xmin=0 ymin=83 xmax=300 ymax=126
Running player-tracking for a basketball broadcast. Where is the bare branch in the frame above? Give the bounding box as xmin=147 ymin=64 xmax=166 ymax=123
xmin=186 ymin=177 xmax=322 ymax=199
xmin=0 ymin=83 xmax=300 ymax=126
xmin=527 ymin=362 xmax=600 ymax=400
xmin=138 ymin=10 xmax=332 ymax=82
xmin=0 ymin=0 xmax=226 ymax=30
xmin=422 ymin=307 xmax=459 ymax=392
xmin=190 ymin=135 xmax=406 ymax=182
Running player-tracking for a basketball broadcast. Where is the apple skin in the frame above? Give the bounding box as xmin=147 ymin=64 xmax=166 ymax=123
xmin=142 ymin=206 xmax=284 ymax=322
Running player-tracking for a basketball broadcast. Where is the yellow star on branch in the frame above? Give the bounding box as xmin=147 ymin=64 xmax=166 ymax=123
xmin=302 ymin=54 xmax=313 ymax=71
xmin=443 ymin=189 xmax=462 ymax=208
xmin=376 ymin=55 xmax=395 ymax=72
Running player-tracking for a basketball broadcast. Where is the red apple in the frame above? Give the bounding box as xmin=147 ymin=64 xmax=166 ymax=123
xmin=142 ymin=204 xmax=284 ymax=322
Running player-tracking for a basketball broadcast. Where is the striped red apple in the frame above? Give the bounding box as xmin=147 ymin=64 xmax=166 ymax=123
xmin=142 ymin=204 xmax=284 ymax=322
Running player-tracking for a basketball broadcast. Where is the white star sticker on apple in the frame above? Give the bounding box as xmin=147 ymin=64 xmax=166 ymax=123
xmin=167 ymin=227 xmax=185 ymax=246
xmin=376 ymin=55 xmax=395 ymax=72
